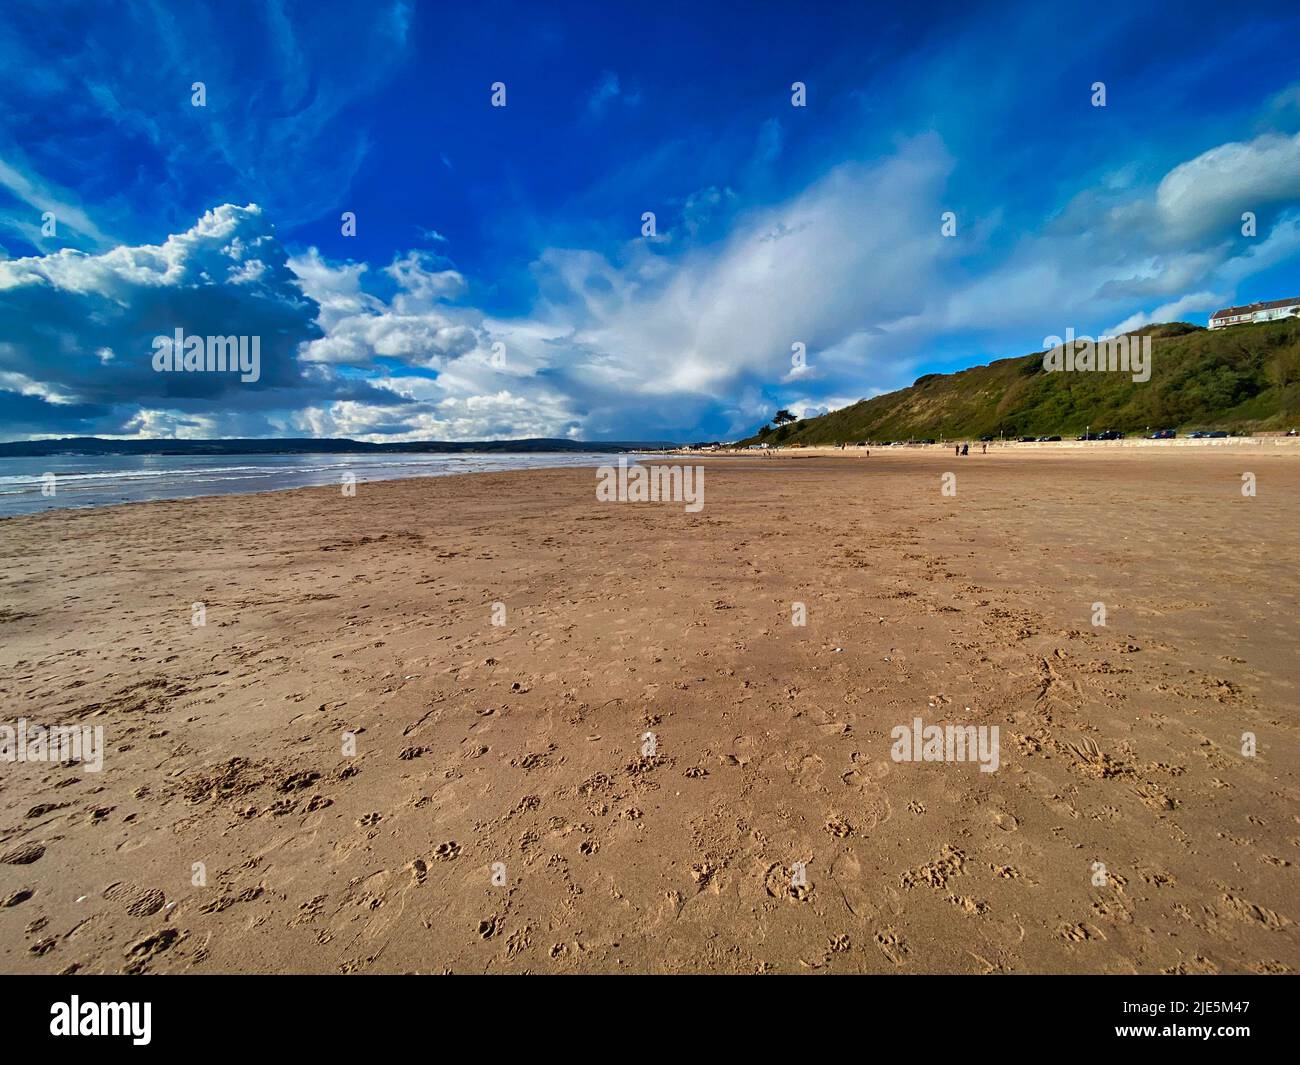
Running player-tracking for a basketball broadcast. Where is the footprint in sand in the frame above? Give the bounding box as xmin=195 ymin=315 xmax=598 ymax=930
xmin=829 ymin=850 xmax=884 ymax=920
xmin=824 ymin=815 xmax=853 ymax=838
xmin=123 ymin=928 xmax=181 ymax=973
xmin=1218 ymin=894 xmax=1291 ymax=930
xmin=763 ymin=862 xmax=813 ymax=902
xmin=989 ymin=810 xmax=1020 ymax=832
xmin=1057 ymin=922 xmax=1105 ymax=942
xmin=1 ymin=843 xmax=46 ymax=865
xmin=125 ymin=888 xmax=166 ymax=917
xmin=874 ymin=930 xmax=909 ymax=965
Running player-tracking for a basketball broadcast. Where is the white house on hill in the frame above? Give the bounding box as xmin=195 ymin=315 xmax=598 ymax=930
xmin=1209 ymin=297 xmax=1300 ymax=329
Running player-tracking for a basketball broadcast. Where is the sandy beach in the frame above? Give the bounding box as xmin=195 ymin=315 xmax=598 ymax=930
xmin=1 ymin=448 xmax=1296 ymax=974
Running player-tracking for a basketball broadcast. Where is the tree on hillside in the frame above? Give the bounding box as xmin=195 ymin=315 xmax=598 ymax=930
xmin=773 ymin=409 xmax=796 ymax=425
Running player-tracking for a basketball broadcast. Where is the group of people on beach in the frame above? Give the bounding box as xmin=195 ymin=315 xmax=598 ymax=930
xmin=954 ymin=443 xmax=988 ymax=455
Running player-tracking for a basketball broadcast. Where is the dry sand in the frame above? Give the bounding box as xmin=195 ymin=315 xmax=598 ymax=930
xmin=0 ymin=448 xmax=1296 ymax=974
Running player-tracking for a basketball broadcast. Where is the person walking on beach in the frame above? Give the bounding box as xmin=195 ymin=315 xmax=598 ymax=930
xmin=955 ymin=444 xmax=960 ymax=457
xmin=961 ymin=443 xmax=969 ymax=456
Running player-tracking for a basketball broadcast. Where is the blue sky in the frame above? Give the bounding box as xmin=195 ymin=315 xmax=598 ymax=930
xmin=2 ymin=0 xmax=1300 ymax=442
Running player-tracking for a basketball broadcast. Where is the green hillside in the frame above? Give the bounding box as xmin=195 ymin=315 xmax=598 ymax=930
xmin=743 ymin=319 xmax=1300 ymax=445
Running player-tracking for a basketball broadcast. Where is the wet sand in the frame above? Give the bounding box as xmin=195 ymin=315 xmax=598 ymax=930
xmin=0 ymin=448 xmax=1296 ymax=973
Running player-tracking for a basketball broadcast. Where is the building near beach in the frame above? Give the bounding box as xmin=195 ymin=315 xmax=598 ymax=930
xmin=1209 ymin=297 xmax=1300 ymax=329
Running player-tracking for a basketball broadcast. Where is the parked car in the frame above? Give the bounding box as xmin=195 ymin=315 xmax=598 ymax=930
xmin=1096 ymin=430 xmax=1125 ymax=440
xmin=1148 ymin=429 xmax=1175 ymax=439
xmin=978 ymin=435 xmax=994 ymax=442
xmin=1017 ymin=436 xmax=1037 ymax=443
xmin=1077 ymin=432 xmax=1096 ymax=440
xmin=1207 ymin=430 xmax=1229 ymax=438
xmin=1037 ymin=435 xmax=1061 ymax=442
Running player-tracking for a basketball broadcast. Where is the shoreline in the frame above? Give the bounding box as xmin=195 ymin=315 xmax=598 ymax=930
xmin=11 ymin=439 xmax=1300 ymax=523
xmin=0 ymin=451 xmax=639 ymax=522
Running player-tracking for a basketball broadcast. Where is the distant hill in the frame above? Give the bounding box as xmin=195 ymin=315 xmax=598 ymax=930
xmin=741 ymin=319 xmax=1300 ymax=445
xmin=0 ymin=437 xmax=674 ymax=457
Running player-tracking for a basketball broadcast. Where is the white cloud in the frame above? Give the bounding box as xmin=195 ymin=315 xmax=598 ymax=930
xmin=1157 ymin=132 xmax=1300 ymax=241
xmin=384 ymin=250 xmax=466 ymax=302
xmin=0 ymin=203 xmax=398 ymax=438
xmin=291 ymin=390 xmax=578 ymax=442
xmin=1107 ymin=291 xmax=1221 ymax=336
xmin=517 ymin=136 xmax=955 ymax=410
xmin=291 ymin=249 xmax=479 ymax=370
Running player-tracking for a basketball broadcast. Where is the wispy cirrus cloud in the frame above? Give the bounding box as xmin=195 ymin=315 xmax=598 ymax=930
xmin=0 ymin=0 xmax=412 ymax=254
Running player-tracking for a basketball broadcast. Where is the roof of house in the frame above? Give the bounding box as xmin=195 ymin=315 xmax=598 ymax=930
xmin=1210 ymin=297 xmax=1300 ymax=320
